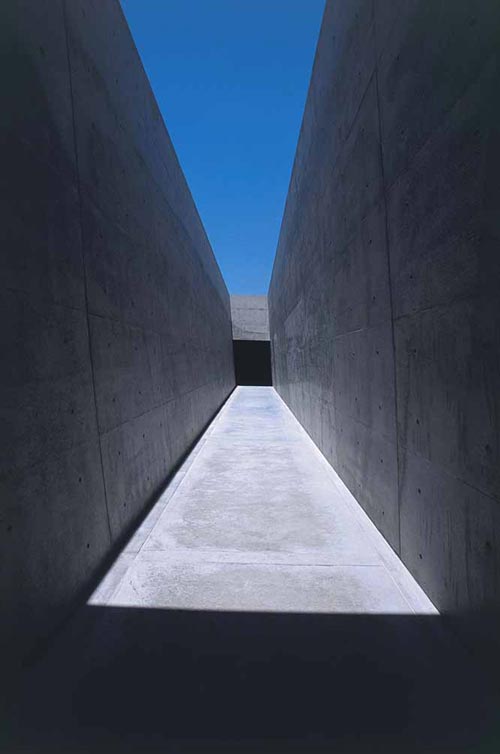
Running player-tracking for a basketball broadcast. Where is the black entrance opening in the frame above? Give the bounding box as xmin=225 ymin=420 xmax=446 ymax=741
xmin=233 ymin=340 xmax=272 ymax=386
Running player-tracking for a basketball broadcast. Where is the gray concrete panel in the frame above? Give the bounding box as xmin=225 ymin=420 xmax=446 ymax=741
xmin=64 ymin=0 xmax=228 ymax=304
xmin=329 ymin=78 xmax=384 ymax=257
xmin=269 ymin=1 xmax=398 ymax=553
xmin=333 ymin=202 xmax=391 ymax=334
xmin=376 ymin=0 xmax=500 ymax=188
xmin=64 ymin=0 xmax=234 ymax=559
xmin=81 ymin=197 xmax=172 ymax=333
xmin=386 ymin=53 xmax=500 ymax=319
xmin=0 ymin=144 xmax=84 ymax=311
xmin=399 ymin=449 xmax=469 ymax=613
xmin=310 ymin=0 xmax=375 ymax=166
xmin=0 ymin=0 xmax=112 ymax=673
xmin=230 ymin=295 xmax=270 ymax=341
xmin=89 ymin=315 xmax=177 ymax=434
xmin=0 ymin=291 xmax=98 ymax=476
xmin=269 ymin=0 xmax=500 ymax=665
xmin=2 ymin=0 xmax=76 ymax=177
xmin=332 ymin=323 xmax=396 ymax=443
xmin=2 ymin=0 xmax=233 ymax=670
xmin=1 ymin=439 xmax=110 ymax=670
xmin=100 ymin=403 xmax=173 ymax=540
xmin=336 ymin=412 xmax=399 ymax=550
xmin=399 ymin=444 xmax=500 ymax=672
xmin=395 ymin=297 xmax=500 ymax=503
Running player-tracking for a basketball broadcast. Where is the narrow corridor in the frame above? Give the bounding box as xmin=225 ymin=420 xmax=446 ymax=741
xmin=91 ymin=386 xmax=434 ymax=614
xmin=7 ymin=388 xmax=499 ymax=753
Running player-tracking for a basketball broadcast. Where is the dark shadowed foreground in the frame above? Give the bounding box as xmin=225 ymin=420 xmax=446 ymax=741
xmin=4 ymin=387 xmax=500 ymax=752
xmin=3 ymin=606 xmax=500 ymax=753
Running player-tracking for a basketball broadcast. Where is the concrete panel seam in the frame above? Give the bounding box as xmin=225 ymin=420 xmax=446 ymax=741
xmin=80 ymin=187 xmax=231 ymax=317
xmin=393 ymin=290 xmax=488 ymax=323
xmin=397 ymin=443 xmax=500 ymax=507
xmin=378 ymin=44 xmax=497 ymax=195
xmin=98 ymin=378 xmax=233 ymax=439
xmin=3 ymin=285 xmax=85 ymax=315
xmin=85 ymin=304 xmax=229 ymax=345
xmin=62 ymin=0 xmax=112 ymax=542
xmin=373 ymin=10 xmax=402 ymax=554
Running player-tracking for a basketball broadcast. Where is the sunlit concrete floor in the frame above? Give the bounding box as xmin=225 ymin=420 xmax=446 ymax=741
xmin=6 ymin=388 xmax=500 ymax=753
xmin=91 ymin=386 xmax=435 ymax=615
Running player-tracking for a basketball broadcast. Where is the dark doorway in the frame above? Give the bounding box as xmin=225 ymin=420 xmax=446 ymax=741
xmin=233 ymin=340 xmax=272 ymax=386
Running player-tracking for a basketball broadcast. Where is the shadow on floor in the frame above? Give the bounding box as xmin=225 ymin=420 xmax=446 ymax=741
xmin=4 ymin=606 xmax=500 ymax=753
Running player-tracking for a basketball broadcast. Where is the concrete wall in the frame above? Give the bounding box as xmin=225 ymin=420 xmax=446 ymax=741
xmin=1 ymin=0 xmax=234 ymax=667
xmin=231 ymin=295 xmax=270 ymax=341
xmin=269 ymin=0 xmax=500 ymax=660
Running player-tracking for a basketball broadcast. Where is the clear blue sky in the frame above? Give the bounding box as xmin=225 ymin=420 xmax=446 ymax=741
xmin=120 ymin=0 xmax=324 ymax=294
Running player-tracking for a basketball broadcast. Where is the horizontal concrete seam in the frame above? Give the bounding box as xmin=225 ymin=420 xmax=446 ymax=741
xmin=79 ymin=189 xmax=231 ymax=313
xmin=332 ymin=326 xmax=369 ymax=339
xmin=379 ymin=48 xmax=499 ymax=195
xmin=104 ymin=137 xmax=227 ymax=304
xmin=272 ymin=215 xmax=387 ymax=325
xmin=330 ymin=405 xmax=397 ymax=444
xmin=4 ymin=286 xmax=87 ymax=316
xmin=97 ymin=380 xmax=228 ymax=438
xmin=333 ymin=315 xmax=394 ymax=336
xmin=0 ymin=434 xmax=104 ymax=483
xmin=393 ymin=290 xmax=491 ymax=323
xmin=196 ymin=562 xmax=386 ymax=569
xmin=396 ymin=443 xmax=500 ymax=506
xmin=87 ymin=310 xmax=233 ymax=348
xmin=85 ymin=303 xmax=232 ymax=341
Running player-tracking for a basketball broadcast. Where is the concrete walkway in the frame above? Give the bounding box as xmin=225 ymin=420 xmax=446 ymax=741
xmin=91 ymin=386 xmax=435 ymax=614
xmin=10 ymin=388 xmax=499 ymax=753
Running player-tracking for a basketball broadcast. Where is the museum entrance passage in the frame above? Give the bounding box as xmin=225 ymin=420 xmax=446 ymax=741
xmin=233 ymin=339 xmax=272 ymax=385
xmin=10 ymin=388 xmax=494 ymax=754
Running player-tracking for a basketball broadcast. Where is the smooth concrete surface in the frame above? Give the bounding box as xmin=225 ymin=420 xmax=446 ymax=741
xmin=268 ymin=0 xmax=500 ymax=665
xmin=5 ymin=388 xmax=499 ymax=753
xmin=1 ymin=0 xmax=233 ymax=670
xmin=89 ymin=387 xmax=436 ymax=614
xmin=231 ymin=295 xmax=270 ymax=340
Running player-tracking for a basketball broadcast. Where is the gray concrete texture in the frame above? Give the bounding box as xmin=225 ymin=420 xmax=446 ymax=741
xmin=269 ymin=0 xmax=500 ymax=664
xmin=8 ymin=388 xmax=499 ymax=753
xmin=230 ymin=294 xmax=270 ymax=341
xmin=1 ymin=0 xmax=234 ymax=667
xmin=90 ymin=387 xmax=436 ymax=615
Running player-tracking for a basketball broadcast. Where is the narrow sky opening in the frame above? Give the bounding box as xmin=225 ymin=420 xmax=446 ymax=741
xmin=120 ymin=0 xmax=325 ymax=294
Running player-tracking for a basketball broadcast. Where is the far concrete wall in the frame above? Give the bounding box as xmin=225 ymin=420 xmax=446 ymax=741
xmin=1 ymin=0 xmax=234 ymax=668
xmin=231 ymin=295 xmax=270 ymax=341
xmin=269 ymin=0 xmax=500 ymax=663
